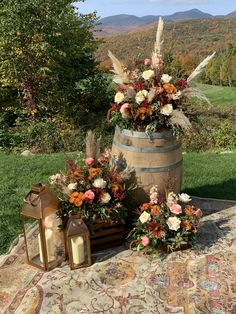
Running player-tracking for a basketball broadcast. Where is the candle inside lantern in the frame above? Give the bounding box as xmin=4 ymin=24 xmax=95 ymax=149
xmin=71 ymin=236 xmax=85 ymax=265
xmin=38 ymin=229 xmax=55 ymax=263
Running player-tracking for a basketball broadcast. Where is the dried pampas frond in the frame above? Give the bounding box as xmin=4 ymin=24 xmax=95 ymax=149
xmin=182 ymin=88 xmax=211 ymax=105
xmin=170 ymin=110 xmax=192 ymax=131
xmin=187 ymin=52 xmax=216 ymax=83
xmin=152 ymin=17 xmax=164 ymax=69
xmin=119 ymin=165 xmax=135 ymax=181
xmin=108 ymin=50 xmax=130 ymax=84
xmin=148 ymin=87 xmax=157 ymax=102
xmin=154 ymin=17 xmax=164 ymax=55
xmin=85 ymin=130 xmax=101 ymax=162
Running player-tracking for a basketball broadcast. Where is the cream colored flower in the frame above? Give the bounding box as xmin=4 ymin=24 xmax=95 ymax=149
xmin=167 ymin=216 xmax=181 ymax=231
xmin=161 ymin=74 xmax=172 ymax=83
xmin=93 ymin=178 xmax=107 ymax=189
xmin=160 ymin=104 xmax=173 ymax=116
xmin=100 ymin=192 xmax=111 ymax=204
xmin=142 ymin=69 xmax=155 ymax=81
xmin=167 ymin=192 xmax=178 ymax=202
xmin=139 ymin=211 xmax=151 ymax=224
xmin=150 ymin=185 xmax=159 ymax=194
xmin=178 ymin=193 xmax=192 ymax=203
xmin=67 ymin=183 xmax=77 ymax=191
xmin=114 ymin=91 xmax=125 ymax=104
xmin=135 ymin=89 xmax=148 ymax=104
xmin=172 ymin=91 xmax=182 ymax=100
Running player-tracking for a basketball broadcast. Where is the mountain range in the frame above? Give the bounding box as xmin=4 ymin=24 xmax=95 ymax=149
xmin=98 ymin=9 xmax=236 ymax=36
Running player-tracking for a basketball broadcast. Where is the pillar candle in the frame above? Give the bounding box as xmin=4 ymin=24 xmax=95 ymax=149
xmin=71 ymin=236 xmax=85 ymax=265
xmin=38 ymin=229 xmax=55 ymax=263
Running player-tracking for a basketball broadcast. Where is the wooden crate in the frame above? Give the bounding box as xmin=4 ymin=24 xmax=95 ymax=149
xmin=90 ymin=221 xmax=125 ymax=252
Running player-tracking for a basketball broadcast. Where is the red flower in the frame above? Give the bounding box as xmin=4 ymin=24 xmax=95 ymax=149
xmin=148 ymin=221 xmax=165 ymax=239
xmin=176 ymin=78 xmax=189 ymax=89
xmin=135 ymin=81 xmax=146 ymax=90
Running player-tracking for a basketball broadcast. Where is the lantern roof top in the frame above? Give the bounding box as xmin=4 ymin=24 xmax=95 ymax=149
xmin=66 ymin=215 xmax=90 ymax=237
xmin=21 ymin=184 xmax=59 ymax=219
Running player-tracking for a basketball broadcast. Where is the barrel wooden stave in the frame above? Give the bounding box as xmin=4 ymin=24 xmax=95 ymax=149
xmin=111 ymin=126 xmax=182 ymax=204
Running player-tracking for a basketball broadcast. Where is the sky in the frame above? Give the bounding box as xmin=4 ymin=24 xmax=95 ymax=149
xmin=76 ymin=0 xmax=236 ymax=18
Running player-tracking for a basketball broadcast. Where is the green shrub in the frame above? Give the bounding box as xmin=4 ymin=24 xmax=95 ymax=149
xmin=214 ymin=121 xmax=236 ymax=150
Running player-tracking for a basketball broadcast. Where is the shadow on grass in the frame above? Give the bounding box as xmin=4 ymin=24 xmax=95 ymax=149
xmin=183 ymin=179 xmax=236 ymax=201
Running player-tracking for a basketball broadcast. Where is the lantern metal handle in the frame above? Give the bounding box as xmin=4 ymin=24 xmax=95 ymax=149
xmin=23 ymin=184 xmax=45 ymax=206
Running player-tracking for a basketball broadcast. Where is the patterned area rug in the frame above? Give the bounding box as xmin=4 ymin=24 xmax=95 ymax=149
xmin=1 ymin=206 xmax=236 ymax=314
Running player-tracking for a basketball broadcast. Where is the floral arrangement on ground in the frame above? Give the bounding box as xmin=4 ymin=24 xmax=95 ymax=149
xmin=107 ymin=17 xmax=215 ymax=135
xmin=49 ymin=131 xmax=133 ymax=231
xmin=129 ymin=186 xmax=202 ymax=254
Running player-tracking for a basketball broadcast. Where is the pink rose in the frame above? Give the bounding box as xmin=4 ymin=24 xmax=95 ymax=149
xmin=85 ymin=157 xmax=94 ymax=166
xmin=120 ymin=103 xmax=131 ymax=119
xmin=194 ymin=208 xmax=203 ymax=217
xmin=167 ymin=201 xmax=182 ymax=214
xmin=141 ymin=236 xmax=150 ymax=247
xmin=144 ymin=58 xmax=151 ymax=65
xmin=84 ymin=189 xmax=95 ymax=202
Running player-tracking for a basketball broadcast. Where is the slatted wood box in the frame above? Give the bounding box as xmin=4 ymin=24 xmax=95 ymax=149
xmin=90 ymin=221 xmax=126 ymax=252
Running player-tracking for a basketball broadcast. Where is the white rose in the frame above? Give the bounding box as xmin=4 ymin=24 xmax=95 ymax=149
xmin=167 ymin=216 xmax=181 ymax=231
xmin=114 ymin=91 xmax=125 ymax=104
xmin=178 ymin=193 xmax=191 ymax=203
xmin=160 ymin=104 xmax=173 ymax=116
xmin=67 ymin=183 xmax=77 ymax=191
xmin=139 ymin=211 xmax=151 ymax=224
xmin=49 ymin=173 xmax=64 ymax=184
xmin=142 ymin=69 xmax=155 ymax=81
xmin=100 ymin=192 xmax=111 ymax=204
xmin=135 ymin=90 xmax=148 ymax=104
xmin=167 ymin=192 xmax=178 ymax=202
xmin=93 ymin=178 xmax=107 ymax=189
xmin=161 ymin=74 xmax=172 ymax=83
xmin=172 ymin=91 xmax=182 ymax=100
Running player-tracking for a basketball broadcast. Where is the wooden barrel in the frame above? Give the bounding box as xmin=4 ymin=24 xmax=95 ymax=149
xmin=111 ymin=126 xmax=182 ymax=204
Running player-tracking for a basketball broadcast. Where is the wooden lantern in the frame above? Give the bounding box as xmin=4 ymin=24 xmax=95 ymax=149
xmin=21 ymin=183 xmax=65 ymax=271
xmin=65 ymin=215 xmax=92 ymax=270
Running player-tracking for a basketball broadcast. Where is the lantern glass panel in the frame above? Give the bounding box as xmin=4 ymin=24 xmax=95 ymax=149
xmin=44 ymin=213 xmax=65 ymax=266
xmin=23 ymin=216 xmax=41 ymax=266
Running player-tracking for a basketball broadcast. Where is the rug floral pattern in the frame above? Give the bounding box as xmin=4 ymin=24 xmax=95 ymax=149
xmin=1 ymin=207 xmax=236 ymax=313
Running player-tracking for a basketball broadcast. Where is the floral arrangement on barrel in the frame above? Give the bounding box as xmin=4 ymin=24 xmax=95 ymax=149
xmin=49 ymin=131 xmax=134 ymax=231
xmin=129 ymin=185 xmax=202 ymax=253
xmin=107 ymin=17 xmax=215 ymax=135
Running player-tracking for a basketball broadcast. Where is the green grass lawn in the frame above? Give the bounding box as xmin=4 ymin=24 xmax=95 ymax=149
xmin=0 ymin=151 xmax=236 ymax=255
xmin=197 ymin=83 xmax=236 ymax=107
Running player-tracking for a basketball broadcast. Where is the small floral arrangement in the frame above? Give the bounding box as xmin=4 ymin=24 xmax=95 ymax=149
xmin=107 ymin=17 xmax=215 ymax=135
xmin=129 ymin=186 xmax=202 ymax=253
xmin=49 ymin=131 xmax=133 ymax=230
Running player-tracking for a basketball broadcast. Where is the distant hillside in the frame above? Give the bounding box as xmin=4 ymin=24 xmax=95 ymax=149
xmin=96 ymin=18 xmax=236 ymax=69
xmin=226 ymin=11 xmax=236 ymax=18
xmin=98 ymin=9 xmax=236 ymax=36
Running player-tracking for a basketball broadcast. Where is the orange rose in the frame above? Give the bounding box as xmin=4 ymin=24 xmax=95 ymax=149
xmin=69 ymin=191 xmax=85 ymax=207
xmin=163 ymin=83 xmax=177 ymax=94
xmin=111 ymin=183 xmax=122 ymax=193
xmin=184 ymin=205 xmax=195 ymax=216
xmin=88 ymin=167 xmax=102 ymax=179
xmin=181 ymin=220 xmax=192 ymax=231
xmin=150 ymin=205 xmax=161 ymax=216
